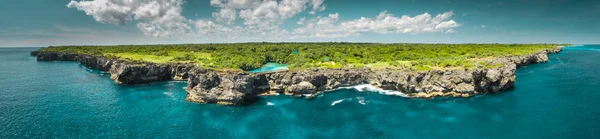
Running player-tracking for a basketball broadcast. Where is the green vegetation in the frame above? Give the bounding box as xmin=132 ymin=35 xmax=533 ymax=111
xmin=38 ymin=43 xmax=562 ymax=71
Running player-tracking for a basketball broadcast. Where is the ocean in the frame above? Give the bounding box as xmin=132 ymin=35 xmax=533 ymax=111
xmin=1 ymin=46 xmax=599 ymax=138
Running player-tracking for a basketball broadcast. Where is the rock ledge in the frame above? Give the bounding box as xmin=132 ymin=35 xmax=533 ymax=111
xmin=32 ymin=47 xmax=562 ymax=105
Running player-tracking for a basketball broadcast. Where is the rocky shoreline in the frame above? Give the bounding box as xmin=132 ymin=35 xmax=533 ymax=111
xmin=31 ymin=47 xmax=562 ymax=105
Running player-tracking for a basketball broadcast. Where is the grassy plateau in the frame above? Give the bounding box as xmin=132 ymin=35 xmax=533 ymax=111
xmin=37 ymin=43 xmax=563 ymax=71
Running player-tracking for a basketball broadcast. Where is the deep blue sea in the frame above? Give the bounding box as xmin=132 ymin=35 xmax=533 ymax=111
xmin=1 ymin=46 xmax=599 ymax=138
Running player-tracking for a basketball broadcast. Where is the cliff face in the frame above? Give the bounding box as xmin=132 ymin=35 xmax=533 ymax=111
xmin=184 ymin=69 xmax=258 ymax=105
xmin=32 ymin=47 xmax=562 ymax=105
xmin=185 ymin=47 xmax=563 ymax=105
xmin=32 ymin=52 xmax=193 ymax=85
xmin=183 ymin=64 xmax=517 ymax=104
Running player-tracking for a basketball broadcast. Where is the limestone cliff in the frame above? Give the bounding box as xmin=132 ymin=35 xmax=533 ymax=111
xmin=32 ymin=47 xmax=562 ymax=105
xmin=184 ymin=47 xmax=563 ymax=105
xmin=31 ymin=52 xmax=192 ymax=85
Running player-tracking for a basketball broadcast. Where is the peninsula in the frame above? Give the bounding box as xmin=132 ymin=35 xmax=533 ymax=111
xmin=31 ymin=43 xmax=563 ymax=105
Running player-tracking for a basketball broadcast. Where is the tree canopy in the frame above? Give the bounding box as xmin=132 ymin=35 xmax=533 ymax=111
xmin=38 ymin=43 xmax=562 ymax=71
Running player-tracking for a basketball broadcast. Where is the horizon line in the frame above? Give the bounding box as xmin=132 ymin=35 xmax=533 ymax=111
xmin=2 ymin=42 xmax=591 ymax=48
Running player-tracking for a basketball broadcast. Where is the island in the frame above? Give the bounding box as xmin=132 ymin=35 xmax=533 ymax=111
xmin=30 ymin=43 xmax=563 ymax=105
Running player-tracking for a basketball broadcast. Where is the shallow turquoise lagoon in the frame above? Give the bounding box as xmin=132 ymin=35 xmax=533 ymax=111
xmin=249 ymin=62 xmax=289 ymax=73
xmin=1 ymin=46 xmax=599 ymax=138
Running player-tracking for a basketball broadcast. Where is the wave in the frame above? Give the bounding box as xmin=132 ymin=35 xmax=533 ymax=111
xmin=163 ymin=92 xmax=174 ymax=99
xmin=348 ymin=84 xmax=409 ymax=97
xmin=330 ymin=97 xmax=368 ymax=106
xmin=331 ymin=99 xmax=348 ymax=106
xmin=357 ymin=97 xmax=366 ymax=105
xmin=266 ymin=102 xmax=275 ymax=106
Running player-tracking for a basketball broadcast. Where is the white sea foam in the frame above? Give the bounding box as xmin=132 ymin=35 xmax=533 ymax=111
xmin=350 ymin=84 xmax=409 ymax=97
xmin=163 ymin=92 xmax=174 ymax=98
xmin=331 ymin=97 xmax=368 ymax=106
xmin=331 ymin=99 xmax=345 ymax=106
xmin=356 ymin=97 xmax=366 ymax=105
xmin=168 ymin=80 xmax=188 ymax=83
xmin=266 ymin=102 xmax=275 ymax=106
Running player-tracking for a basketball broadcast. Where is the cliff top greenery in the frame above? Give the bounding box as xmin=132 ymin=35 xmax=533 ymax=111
xmin=37 ymin=43 xmax=562 ymax=71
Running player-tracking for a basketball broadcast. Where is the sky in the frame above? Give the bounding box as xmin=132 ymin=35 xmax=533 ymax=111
xmin=0 ymin=0 xmax=599 ymax=47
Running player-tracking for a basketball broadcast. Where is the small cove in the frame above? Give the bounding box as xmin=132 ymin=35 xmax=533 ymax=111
xmin=248 ymin=62 xmax=289 ymax=73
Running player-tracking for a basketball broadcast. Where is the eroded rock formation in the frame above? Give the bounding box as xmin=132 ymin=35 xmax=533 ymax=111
xmin=32 ymin=47 xmax=562 ymax=105
xmin=31 ymin=52 xmax=192 ymax=85
xmin=184 ymin=47 xmax=562 ymax=105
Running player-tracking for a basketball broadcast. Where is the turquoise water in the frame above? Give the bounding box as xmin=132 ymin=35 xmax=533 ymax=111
xmin=1 ymin=46 xmax=600 ymax=138
xmin=249 ymin=62 xmax=289 ymax=73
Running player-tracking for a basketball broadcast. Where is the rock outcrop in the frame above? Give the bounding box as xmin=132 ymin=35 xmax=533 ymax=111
xmin=109 ymin=63 xmax=173 ymax=85
xmin=184 ymin=64 xmax=519 ymax=104
xmin=184 ymin=69 xmax=258 ymax=105
xmin=32 ymin=46 xmax=563 ymax=105
xmin=77 ymin=55 xmax=114 ymax=71
xmin=35 ymin=51 xmax=78 ymax=61
xmin=185 ymin=47 xmax=562 ymax=105
xmin=32 ymin=52 xmax=193 ymax=85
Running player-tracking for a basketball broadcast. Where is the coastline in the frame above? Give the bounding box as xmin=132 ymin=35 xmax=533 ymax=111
xmin=30 ymin=46 xmax=562 ymax=105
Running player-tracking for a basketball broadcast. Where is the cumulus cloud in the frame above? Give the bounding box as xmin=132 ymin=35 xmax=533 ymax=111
xmin=210 ymin=0 xmax=327 ymax=28
xmin=339 ymin=11 xmax=459 ymax=34
xmin=68 ymin=0 xmax=191 ymax=37
xmin=293 ymin=11 xmax=459 ymax=38
xmin=67 ymin=0 xmax=133 ymax=25
xmin=297 ymin=17 xmax=306 ymax=25
xmin=309 ymin=0 xmax=326 ymax=14
xmin=213 ymin=8 xmax=237 ymax=24
xmin=68 ymin=0 xmax=460 ymax=40
xmin=292 ymin=13 xmax=356 ymax=38
xmin=193 ymin=20 xmax=233 ymax=34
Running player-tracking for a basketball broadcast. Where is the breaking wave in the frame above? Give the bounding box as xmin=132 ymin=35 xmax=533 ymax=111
xmin=343 ymin=84 xmax=409 ymax=97
xmin=330 ymin=97 xmax=368 ymax=106
xmin=331 ymin=99 xmax=346 ymax=106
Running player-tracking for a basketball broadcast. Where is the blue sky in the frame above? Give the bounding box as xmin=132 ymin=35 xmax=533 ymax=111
xmin=1 ymin=0 xmax=599 ymax=47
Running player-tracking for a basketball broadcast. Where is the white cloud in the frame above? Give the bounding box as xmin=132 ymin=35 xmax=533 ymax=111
xmin=68 ymin=0 xmax=191 ymax=37
xmin=292 ymin=11 xmax=460 ymax=38
xmin=213 ymin=8 xmax=237 ymax=24
xmin=210 ymin=0 xmax=326 ymax=28
xmin=293 ymin=13 xmax=356 ymax=38
xmin=309 ymin=0 xmax=326 ymax=14
xmin=193 ymin=20 xmax=233 ymax=35
xmin=67 ymin=0 xmax=133 ymax=25
xmin=337 ymin=11 xmax=459 ymax=34
xmin=297 ymin=17 xmax=306 ymax=25
xmin=68 ymin=0 xmax=460 ymax=40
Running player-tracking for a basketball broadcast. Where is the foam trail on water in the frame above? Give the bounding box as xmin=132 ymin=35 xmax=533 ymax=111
xmin=330 ymin=97 xmax=368 ymax=106
xmin=163 ymin=92 xmax=175 ymax=100
xmin=356 ymin=97 xmax=366 ymax=105
xmin=168 ymin=80 xmax=188 ymax=83
xmin=331 ymin=99 xmax=345 ymax=106
xmin=266 ymin=102 xmax=275 ymax=106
